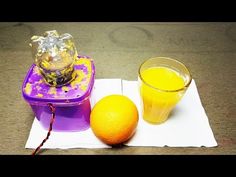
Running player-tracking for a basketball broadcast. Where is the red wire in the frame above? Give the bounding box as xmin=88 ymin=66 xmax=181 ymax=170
xmin=32 ymin=103 xmax=56 ymax=155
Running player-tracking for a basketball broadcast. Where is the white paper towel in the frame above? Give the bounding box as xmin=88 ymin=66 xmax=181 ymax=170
xmin=25 ymin=79 xmax=217 ymax=149
xmin=122 ymin=80 xmax=217 ymax=147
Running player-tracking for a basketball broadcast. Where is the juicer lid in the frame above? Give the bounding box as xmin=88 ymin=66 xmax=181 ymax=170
xmin=22 ymin=56 xmax=95 ymax=105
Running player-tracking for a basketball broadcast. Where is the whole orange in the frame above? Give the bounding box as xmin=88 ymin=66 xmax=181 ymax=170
xmin=90 ymin=95 xmax=139 ymax=145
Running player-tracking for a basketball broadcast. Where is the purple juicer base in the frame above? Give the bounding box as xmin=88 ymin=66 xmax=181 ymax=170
xmin=31 ymin=100 xmax=91 ymax=132
xmin=22 ymin=56 xmax=95 ymax=132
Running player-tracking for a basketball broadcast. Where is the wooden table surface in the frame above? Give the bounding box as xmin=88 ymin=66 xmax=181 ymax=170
xmin=0 ymin=22 xmax=235 ymax=154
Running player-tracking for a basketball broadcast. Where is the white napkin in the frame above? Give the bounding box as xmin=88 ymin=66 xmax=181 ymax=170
xmin=122 ymin=80 xmax=217 ymax=147
xmin=25 ymin=79 xmax=217 ymax=149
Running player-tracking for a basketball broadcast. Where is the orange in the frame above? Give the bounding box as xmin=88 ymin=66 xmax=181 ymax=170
xmin=90 ymin=95 xmax=139 ymax=145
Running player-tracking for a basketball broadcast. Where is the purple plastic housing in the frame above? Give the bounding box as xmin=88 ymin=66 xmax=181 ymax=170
xmin=22 ymin=56 xmax=95 ymax=132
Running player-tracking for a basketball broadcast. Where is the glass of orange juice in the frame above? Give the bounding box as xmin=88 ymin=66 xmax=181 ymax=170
xmin=138 ymin=57 xmax=192 ymax=124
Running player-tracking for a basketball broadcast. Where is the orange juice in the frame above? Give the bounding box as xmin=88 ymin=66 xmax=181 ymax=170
xmin=139 ymin=67 xmax=186 ymax=124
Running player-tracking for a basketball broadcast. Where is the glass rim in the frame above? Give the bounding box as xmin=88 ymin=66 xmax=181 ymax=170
xmin=138 ymin=57 xmax=192 ymax=93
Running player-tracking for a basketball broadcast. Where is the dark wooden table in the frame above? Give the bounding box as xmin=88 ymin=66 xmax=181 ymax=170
xmin=0 ymin=22 xmax=235 ymax=154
